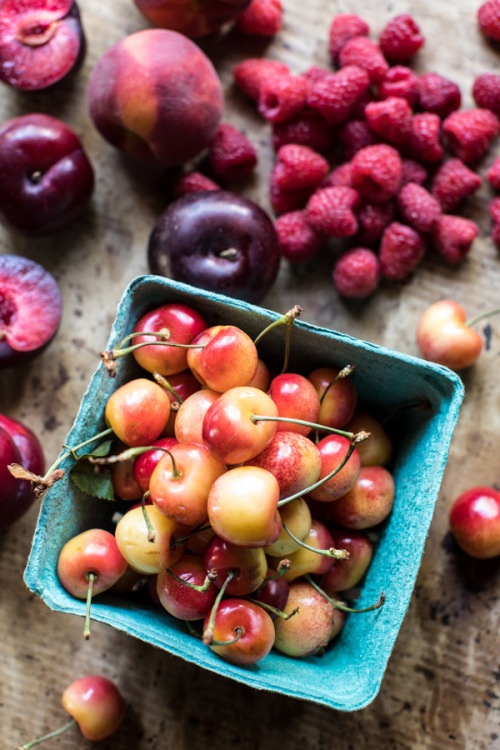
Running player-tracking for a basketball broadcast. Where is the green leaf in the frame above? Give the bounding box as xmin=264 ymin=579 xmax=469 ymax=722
xmin=84 ymin=439 xmax=114 ymax=459
xmin=70 ymin=460 xmax=115 ymax=501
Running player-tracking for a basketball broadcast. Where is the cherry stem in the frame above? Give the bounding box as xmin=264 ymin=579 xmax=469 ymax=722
xmin=466 ymin=307 xmax=500 ymax=327
xmin=105 ymin=339 xmax=204 ymax=361
xmin=252 ymin=559 xmax=290 ymax=596
xmin=319 ymin=365 xmax=356 ymax=406
xmin=83 ymin=572 xmax=96 ymax=640
xmin=167 ymin=567 xmax=217 ymax=592
xmin=152 ymin=371 xmax=184 ymax=404
xmin=171 ymin=523 xmax=211 ymax=547
xmin=90 ymin=445 xmax=181 ymax=480
xmin=253 ymin=305 xmax=304 ymax=374
xmin=203 ymin=570 xmax=236 ymax=645
xmin=45 ymin=427 xmax=114 ymax=479
xmin=306 ymin=574 xmax=385 ymax=613
xmin=141 ymin=492 xmax=156 ymax=542
xmin=277 ymin=437 xmax=362 ymax=508
xmin=18 ymin=718 xmax=77 ymax=750
xmin=250 ymin=413 xmax=357 ymax=440
xmin=282 ymin=520 xmax=349 ymax=560
xmin=248 ymin=598 xmax=299 ymax=620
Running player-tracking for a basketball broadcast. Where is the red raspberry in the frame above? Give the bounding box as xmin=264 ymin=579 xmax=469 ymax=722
xmin=275 ymin=210 xmax=325 ymax=262
xmin=173 ymin=171 xmax=220 ymax=198
xmin=493 ymin=221 xmax=500 ymax=246
xmin=400 ymin=158 xmax=428 ymax=186
xmin=271 ymin=110 xmax=335 ymax=153
xmin=269 ymin=168 xmax=311 ymax=215
xmin=259 ymin=74 xmax=308 ymax=123
xmin=478 ymin=0 xmax=500 ymax=41
xmin=443 ymin=108 xmax=500 ymax=164
xmin=338 ymin=37 xmax=389 ymax=85
xmin=350 ymin=87 xmax=378 ymax=120
xmin=379 ymin=222 xmax=425 ymax=280
xmin=351 ymin=144 xmax=402 ymax=204
xmin=306 ymin=186 xmax=361 ymax=238
xmin=340 ymin=119 xmax=379 ymax=161
xmin=233 ymin=58 xmax=290 ymax=101
xmin=328 ymin=14 xmax=370 ymax=63
xmin=409 ymin=113 xmax=443 ymax=164
xmin=275 ymin=144 xmax=329 ymax=191
xmin=397 ymin=182 xmax=442 ymax=233
xmin=301 ymin=66 xmax=331 ymax=88
xmin=307 ymin=65 xmax=370 ymax=126
xmin=209 ymin=124 xmax=257 ymax=181
xmin=356 ymin=201 xmax=395 ymax=244
xmin=235 ymin=0 xmax=283 ymax=36
xmin=431 ymin=159 xmax=482 ymax=212
xmin=378 ymin=66 xmax=419 ymax=106
xmin=379 ymin=14 xmax=424 ymax=62
xmin=489 ymin=195 xmax=500 ymax=221
xmin=432 ymin=215 xmax=479 ymax=264
xmin=365 ymin=97 xmax=413 ymax=148
xmin=487 ymin=156 xmax=500 ymax=190
xmin=472 ymin=73 xmax=500 ymax=116
xmin=417 ymin=72 xmax=461 ymax=118
xmin=324 ymin=163 xmax=354 ymax=189
xmin=333 ymin=247 xmax=380 ymax=298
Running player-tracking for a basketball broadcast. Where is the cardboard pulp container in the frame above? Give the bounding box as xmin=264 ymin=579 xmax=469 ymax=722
xmin=24 ymin=275 xmax=464 ymax=711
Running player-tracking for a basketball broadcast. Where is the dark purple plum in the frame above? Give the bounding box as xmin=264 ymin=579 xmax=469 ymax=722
xmin=0 ymin=113 xmax=94 ymax=235
xmin=148 ymin=191 xmax=281 ymax=304
xmin=0 ymin=0 xmax=86 ymax=91
xmin=0 ymin=414 xmax=45 ymax=530
xmin=0 ymin=254 xmax=62 ymax=368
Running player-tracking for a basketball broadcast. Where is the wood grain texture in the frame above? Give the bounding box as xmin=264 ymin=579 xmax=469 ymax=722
xmin=1 ymin=1 xmax=500 ymax=748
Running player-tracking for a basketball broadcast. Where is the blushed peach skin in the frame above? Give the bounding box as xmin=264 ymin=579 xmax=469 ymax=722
xmin=87 ymin=29 xmax=223 ymax=165
xmin=133 ymin=0 xmax=252 ymax=38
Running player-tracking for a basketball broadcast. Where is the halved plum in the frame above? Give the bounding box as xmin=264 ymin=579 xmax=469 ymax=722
xmin=0 ymin=254 xmax=62 ymax=368
xmin=0 ymin=0 xmax=86 ymax=91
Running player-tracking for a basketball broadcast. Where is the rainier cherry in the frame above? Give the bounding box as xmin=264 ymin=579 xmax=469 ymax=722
xmin=267 ymin=372 xmax=321 ymax=436
xmin=187 ymin=324 xmax=258 ymax=392
xmin=416 ymin=299 xmax=494 ymax=371
xmin=203 ymin=598 xmax=275 ymax=665
xmin=114 ymin=505 xmax=188 ymax=574
xmin=156 ymin=554 xmax=218 ymax=620
xmin=449 ymin=486 xmax=500 ymax=559
xmin=104 ymin=378 xmax=170 ymax=446
xmin=307 ymin=434 xmax=361 ymax=502
xmin=19 ymin=675 xmax=125 ymax=748
xmin=327 ymin=465 xmax=396 ymax=529
xmin=309 ymin=366 xmax=358 ymax=429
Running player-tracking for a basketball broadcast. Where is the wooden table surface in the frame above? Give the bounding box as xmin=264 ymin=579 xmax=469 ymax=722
xmin=1 ymin=1 xmax=500 ymax=748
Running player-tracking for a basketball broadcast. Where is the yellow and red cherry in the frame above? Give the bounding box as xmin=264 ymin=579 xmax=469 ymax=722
xmin=57 ymin=528 xmax=128 ymax=600
xmin=307 ymin=434 xmax=361 ymax=502
xmin=114 ymin=505 xmax=188 ymax=575
xmin=204 ymin=535 xmax=268 ymax=595
xmin=156 ymin=554 xmax=218 ymax=620
xmin=174 ymin=388 xmax=219 ymax=444
xmin=104 ymin=378 xmax=170 ymax=446
xmin=267 ymin=372 xmax=320 ymax=436
xmin=149 ymin=441 xmax=226 ymax=527
xmin=207 ymin=465 xmax=281 ymax=547
xmin=187 ymin=324 xmax=258 ymax=392
xmin=271 ymin=518 xmax=335 ymax=582
xmin=264 ymin=497 xmax=312 ymax=557
xmin=346 ymin=409 xmax=393 ymax=466
xmin=19 ymin=675 xmax=125 ymax=749
xmin=416 ymin=299 xmax=483 ymax=371
xmin=203 ymin=598 xmax=275 ymax=665
xmin=245 ymin=430 xmax=321 ymax=500
xmin=132 ymin=302 xmax=207 ymax=376
xmin=248 ymin=358 xmax=271 ymax=391
xmin=273 ymin=580 xmax=345 ymax=657
xmin=309 ymin=366 xmax=358 ymax=430
xmin=328 ymin=465 xmax=396 ymax=529
xmin=160 ymin=369 xmax=201 ymax=436
xmin=132 ymin=436 xmax=178 ymax=494
xmin=449 ymin=486 xmax=500 ymax=559
xmin=202 ymin=386 xmax=278 ymax=464
xmin=321 ymin=529 xmax=374 ymax=592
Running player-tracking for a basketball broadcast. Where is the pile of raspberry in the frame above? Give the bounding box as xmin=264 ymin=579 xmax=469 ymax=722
xmin=178 ymin=11 xmax=500 ymax=299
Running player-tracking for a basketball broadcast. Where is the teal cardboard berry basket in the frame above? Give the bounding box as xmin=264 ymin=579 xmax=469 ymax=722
xmin=24 ymin=275 xmax=464 ymax=712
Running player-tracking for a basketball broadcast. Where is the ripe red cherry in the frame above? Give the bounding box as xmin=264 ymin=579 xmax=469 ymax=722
xmin=449 ymin=486 xmax=500 ymax=559
xmin=267 ymin=372 xmax=321 ymax=436
xmin=203 ymin=598 xmax=275 ymax=665
xmin=307 ymin=434 xmax=361 ymax=502
xmin=57 ymin=528 xmax=128 ymax=599
xmin=156 ymin=554 xmax=218 ymax=620
xmin=132 ymin=302 xmax=207 ymax=376
xmin=204 ymin=535 xmax=267 ymax=595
